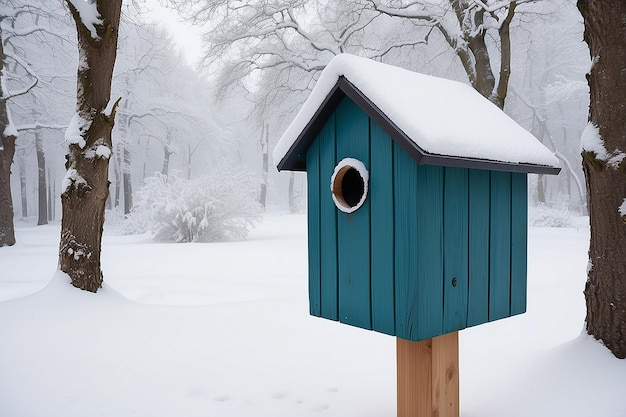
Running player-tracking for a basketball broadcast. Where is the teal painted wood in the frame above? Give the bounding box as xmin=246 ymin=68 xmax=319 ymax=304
xmin=415 ymin=164 xmax=444 ymax=340
xmin=318 ymin=114 xmax=339 ymax=320
xmin=393 ymin=142 xmax=419 ymax=340
xmin=307 ymin=137 xmax=321 ymax=317
xmin=510 ymin=173 xmax=528 ymax=316
xmin=394 ymin=153 xmax=444 ymax=341
xmin=335 ymin=98 xmax=372 ymax=329
xmin=305 ymin=97 xmax=531 ymax=335
xmin=370 ymin=120 xmax=395 ymax=335
xmin=443 ymin=167 xmax=469 ymax=333
xmin=467 ymin=169 xmax=490 ymax=327
xmin=489 ymin=171 xmax=512 ymax=321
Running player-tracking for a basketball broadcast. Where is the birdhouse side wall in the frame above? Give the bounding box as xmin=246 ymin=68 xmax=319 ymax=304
xmin=335 ymin=100 xmax=372 ymax=329
xmin=306 ymin=97 xmax=528 ymax=342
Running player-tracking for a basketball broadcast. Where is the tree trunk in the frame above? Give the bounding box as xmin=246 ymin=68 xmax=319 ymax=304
xmin=288 ymin=172 xmax=297 ymax=214
xmin=494 ymin=2 xmax=516 ymax=109
xmin=142 ymin=140 xmax=149 ymax=179
xmin=17 ymin=150 xmax=27 ymax=218
xmin=161 ymin=129 xmax=173 ymax=175
xmin=60 ymin=0 xmax=122 ymax=292
xmin=113 ymin=143 xmax=121 ymax=208
xmin=536 ymin=174 xmax=545 ymax=204
xmin=0 ymin=132 xmax=16 ymax=247
xmin=0 ymin=35 xmax=16 ymax=247
xmin=162 ymin=148 xmax=171 ymax=176
xmin=123 ymin=146 xmax=132 ymax=214
xmin=447 ymin=0 xmax=506 ymax=109
xmin=186 ymin=141 xmax=193 ymax=179
xmin=578 ymin=0 xmax=626 ymax=358
xmin=117 ymin=96 xmax=132 ymax=214
xmin=47 ymin=169 xmax=53 ymax=221
xmin=260 ymin=123 xmax=269 ymax=209
xmin=35 ymin=129 xmax=48 ymax=225
xmin=466 ymin=10 xmax=495 ymax=103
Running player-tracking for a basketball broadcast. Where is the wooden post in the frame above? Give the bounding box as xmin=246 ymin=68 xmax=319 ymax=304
xmin=397 ymin=331 xmax=459 ymax=417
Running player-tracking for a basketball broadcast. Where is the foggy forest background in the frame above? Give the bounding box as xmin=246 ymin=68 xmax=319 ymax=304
xmin=2 ymin=0 xmax=589 ymax=235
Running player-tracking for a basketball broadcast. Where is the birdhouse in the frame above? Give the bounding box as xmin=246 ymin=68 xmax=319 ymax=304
xmin=275 ymin=54 xmax=560 ymax=342
xmin=274 ymin=54 xmax=560 ymax=417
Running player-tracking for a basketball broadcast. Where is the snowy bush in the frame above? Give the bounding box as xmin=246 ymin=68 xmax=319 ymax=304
xmin=125 ymin=161 xmax=261 ymax=242
xmin=528 ymin=203 xmax=576 ymax=228
xmin=120 ymin=207 xmax=151 ymax=235
xmin=104 ymin=209 xmax=127 ymax=232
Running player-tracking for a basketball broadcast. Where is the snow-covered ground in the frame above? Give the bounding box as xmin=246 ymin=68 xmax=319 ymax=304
xmin=1 ymin=213 xmax=625 ymax=417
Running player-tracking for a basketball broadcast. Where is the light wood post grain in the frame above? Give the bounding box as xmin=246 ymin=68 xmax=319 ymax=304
xmin=397 ymin=332 xmax=459 ymax=417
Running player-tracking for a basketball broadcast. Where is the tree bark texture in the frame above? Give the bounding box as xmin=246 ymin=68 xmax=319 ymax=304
xmin=60 ymin=0 xmax=122 ymax=292
xmin=578 ymin=0 xmax=626 ymax=358
xmin=113 ymin=147 xmax=121 ymax=208
xmin=35 ymin=129 xmax=48 ymax=225
xmin=447 ymin=0 xmax=516 ymax=109
xmin=0 ymin=129 xmax=16 ymax=247
xmin=48 ymin=169 xmax=54 ymax=221
xmin=17 ymin=151 xmax=27 ymax=218
xmin=0 ymin=35 xmax=16 ymax=247
xmin=123 ymin=146 xmax=132 ymax=214
xmin=162 ymin=148 xmax=171 ymax=175
xmin=162 ymin=129 xmax=173 ymax=175
xmin=260 ymin=123 xmax=268 ymax=209
xmin=494 ymin=1 xmax=516 ymax=109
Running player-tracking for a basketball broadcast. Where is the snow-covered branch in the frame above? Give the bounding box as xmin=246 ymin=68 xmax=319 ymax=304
xmin=2 ymin=25 xmax=50 ymax=44
xmin=337 ymin=11 xmax=381 ymax=51
xmin=1 ymin=50 xmax=38 ymax=100
xmin=470 ymin=0 xmax=533 ymax=13
xmin=0 ymin=4 xmax=35 ymax=20
xmin=367 ymin=0 xmax=437 ymax=20
xmin=369 ymin=37 xmax=430 ymax=60
xmin=16 ymin=122 xmax=66 ymax=131
xmin=282 ymin=10 xmax=340 ymax=54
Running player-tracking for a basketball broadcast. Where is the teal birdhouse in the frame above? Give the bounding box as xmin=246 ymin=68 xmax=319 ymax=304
xmin=274 ymin=54 xmax=560 ymax=343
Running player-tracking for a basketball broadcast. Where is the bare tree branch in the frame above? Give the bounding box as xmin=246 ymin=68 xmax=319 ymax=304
xmin=16 ymin=122 xmax=66 ymax=131
xmin=2 ymin=50 xmax=38 ymax=100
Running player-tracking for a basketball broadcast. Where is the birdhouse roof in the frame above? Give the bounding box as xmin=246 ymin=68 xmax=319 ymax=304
xmin=274 ymin=54 xmax=560 ymax=175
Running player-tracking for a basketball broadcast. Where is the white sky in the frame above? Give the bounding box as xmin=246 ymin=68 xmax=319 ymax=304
xmin=142 ymin=0 xmax=204 ymax=66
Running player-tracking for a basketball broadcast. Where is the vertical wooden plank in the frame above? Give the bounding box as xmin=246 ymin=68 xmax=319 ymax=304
xmin=489 ymin=171 xmax=512 ymax=321
xmin=319 ymin=114 xmax=338 ymax=320
xmin=397 ymin=332 xmax=459 ymax=417
xmin=510 ymin=173 xmax=528 ymax=316
xmin=335 ymin=98 xmax=371 ymax=329
xmin=431 ymin=332 xmax=460 ymax=417
xmin=370 ymin=121 xmax=395 ymax=335
xmin=467 ymin=169 xmax=490 ymax=327
xmin=415 ymin=164 xmax=444 ymax=340
xmin=397 ymin=337 xmax=433 ymax=417
xmin=306 ymin=137 xmax=321 ymax=317
xmin=443 ymin=167 xmax=469 ymax=334
xmin=394 ymin=144 xmax=419 ymax=340
xmin=394 ymin=155 xmax=443 ymax=341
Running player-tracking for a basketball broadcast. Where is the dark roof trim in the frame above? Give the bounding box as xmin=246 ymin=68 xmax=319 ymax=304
xmin=277 ymin=76 xmax=561 ymax=175
xmin=276 ymin=79 xmax=345 ymax=172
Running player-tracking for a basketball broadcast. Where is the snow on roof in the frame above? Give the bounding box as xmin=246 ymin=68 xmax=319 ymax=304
xmin=274 ymin=54 xmax=560 ymax=172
